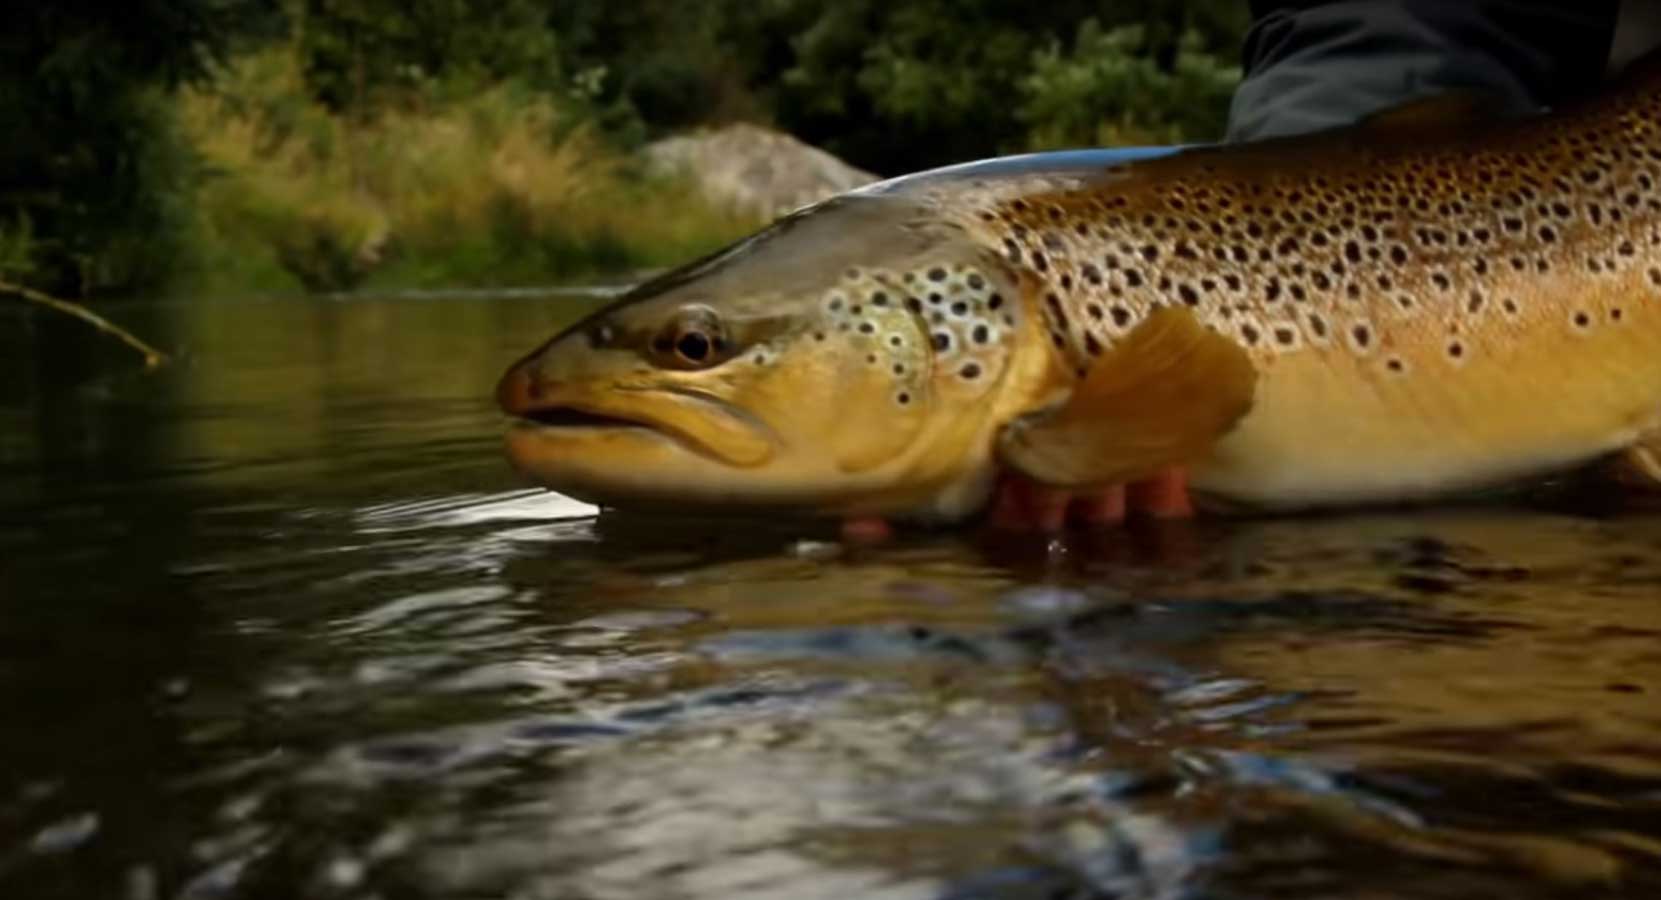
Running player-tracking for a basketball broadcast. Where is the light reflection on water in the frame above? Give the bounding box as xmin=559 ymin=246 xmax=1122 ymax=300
xmin=1 ymin=294 xmax=1660 ymax=899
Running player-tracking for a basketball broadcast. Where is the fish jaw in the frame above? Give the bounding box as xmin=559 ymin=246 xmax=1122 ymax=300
xmin=498 ymin=360 xmax=778 ymax=470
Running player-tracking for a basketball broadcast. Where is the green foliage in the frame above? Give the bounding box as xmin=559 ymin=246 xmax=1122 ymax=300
xmin=4 ymin=0 xmax=1254 ymax=300
xmin=0 ymin=215 xmax=38 ymax=284
xmin=524 ymin=0 xmax=1248 ymax=168
xmin=754 ymin=0 xmax=1248 ymax=173
xmin=0 ymin=0 xmax=279 ymax=296
xmin=183 ymin=50 xmax=758 ymax=294
xmin=293 ymin=0 xmax=561 ymax=112
xmin=1020 ymin=22 xmax=1243 ymax=149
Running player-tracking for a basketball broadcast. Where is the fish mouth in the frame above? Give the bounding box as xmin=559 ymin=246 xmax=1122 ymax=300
xmin=512 ymin=405 xmax=656 ymax=432
xmin=505 ymin=396 xmax=747 ymax=464
xmin=500 ymin=365 xmax=777 ymax=470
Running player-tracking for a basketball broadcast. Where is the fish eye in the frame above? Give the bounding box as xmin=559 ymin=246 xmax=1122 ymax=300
xmin=651 ymin=305 xmax=729 ymax=369
xmin=675 ymin=330 xmax=711 ymax=362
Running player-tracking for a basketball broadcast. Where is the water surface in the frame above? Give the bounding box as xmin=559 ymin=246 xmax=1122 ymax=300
xmin=3 ymin=293 xmax=1660 ymax=899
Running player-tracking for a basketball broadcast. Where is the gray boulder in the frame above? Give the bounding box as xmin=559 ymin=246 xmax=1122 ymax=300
xmin=642 ymin=123 xmax=879 ymax=221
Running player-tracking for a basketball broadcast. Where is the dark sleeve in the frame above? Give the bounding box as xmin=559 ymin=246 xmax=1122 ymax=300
xmin=1225 ymin=1 xmax=1621 ymax=142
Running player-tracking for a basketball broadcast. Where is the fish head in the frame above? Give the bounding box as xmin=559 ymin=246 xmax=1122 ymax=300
xmin=497 ymin=195 xmax=1043 ymax=520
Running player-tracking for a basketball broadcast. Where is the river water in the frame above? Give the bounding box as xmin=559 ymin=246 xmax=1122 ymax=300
xmin=3 ymin=293 xmax=1660 ymax=899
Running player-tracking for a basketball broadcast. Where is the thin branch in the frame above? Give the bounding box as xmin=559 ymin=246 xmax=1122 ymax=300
xmin=0 ymin=279 xmax=168 ymax=369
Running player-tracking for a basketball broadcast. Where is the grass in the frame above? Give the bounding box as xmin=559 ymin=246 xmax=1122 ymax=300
xmin=178 ymin=50 xmax=760 ymax=295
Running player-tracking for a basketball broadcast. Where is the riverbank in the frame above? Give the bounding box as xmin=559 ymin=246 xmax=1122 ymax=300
xmin=178 ymin=50 xmax=761 ymax=297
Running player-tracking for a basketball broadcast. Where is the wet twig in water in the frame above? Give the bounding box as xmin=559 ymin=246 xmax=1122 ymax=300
xmin=0 ymin=279 xmax=168 ymax=369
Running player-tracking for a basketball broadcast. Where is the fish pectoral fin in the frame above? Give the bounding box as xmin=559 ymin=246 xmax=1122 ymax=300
xmin=997 ymin=306 xmax=1258 ymax=488
xmin=1608 ymin=431 xmax=1661 ymax=489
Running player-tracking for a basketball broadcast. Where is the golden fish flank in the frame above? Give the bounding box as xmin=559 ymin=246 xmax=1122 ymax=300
xmin=500 ymin=52 xmax=1661 ymax=521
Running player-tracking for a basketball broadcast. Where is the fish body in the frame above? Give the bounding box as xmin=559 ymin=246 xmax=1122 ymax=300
xmin=498 ymin=55 xmax=1661 ymax=523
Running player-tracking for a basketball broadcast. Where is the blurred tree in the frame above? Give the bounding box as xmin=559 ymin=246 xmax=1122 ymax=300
xmin=543 ymin=1 xmax=765 ymax=144
xmin=534 ymin=0 xmax=1248 ymax=169
xmin=293 ymin=0 xmax=561 ymax=112
xmin=756 ymin=0 xmax=1248 ymax=173
xmin=0 ymin=0 xmax=283 ymax=296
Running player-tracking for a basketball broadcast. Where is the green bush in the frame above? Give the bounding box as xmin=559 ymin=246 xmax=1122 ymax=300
xmin=1020 ymin=21 xmax=1242 ymax=149
xmin=183 ymin=50 xmax=758 ymax=293
xmin=756 ymin=0 xmax=1247 ymax=173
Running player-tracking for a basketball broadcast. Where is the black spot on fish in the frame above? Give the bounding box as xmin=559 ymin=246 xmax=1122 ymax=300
xmin=973 ymin=324 xmax=990 ymax=343
xmin=932 ymin=332 xmax=951 ymax=351
xmin=960 ymin=362 xmax=982 ymax=380
xmin=928 ymin=267 xmax=947 ymax=282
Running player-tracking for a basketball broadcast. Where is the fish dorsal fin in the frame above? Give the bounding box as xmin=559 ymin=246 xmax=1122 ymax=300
xmin=996 ymin=306 xmax=1257 ymax=488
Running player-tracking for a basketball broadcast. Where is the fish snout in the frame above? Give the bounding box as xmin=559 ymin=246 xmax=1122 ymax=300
xmin=496 ymin=361 xmax=544 ymax=417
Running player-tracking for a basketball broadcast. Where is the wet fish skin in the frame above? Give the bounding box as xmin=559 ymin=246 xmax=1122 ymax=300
xmin=498 ymin=54 xmax=1661 ymax=521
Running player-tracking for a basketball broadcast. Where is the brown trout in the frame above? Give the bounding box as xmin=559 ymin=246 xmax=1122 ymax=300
xmin=497 ymin=55 xmax=1661 ymax=524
